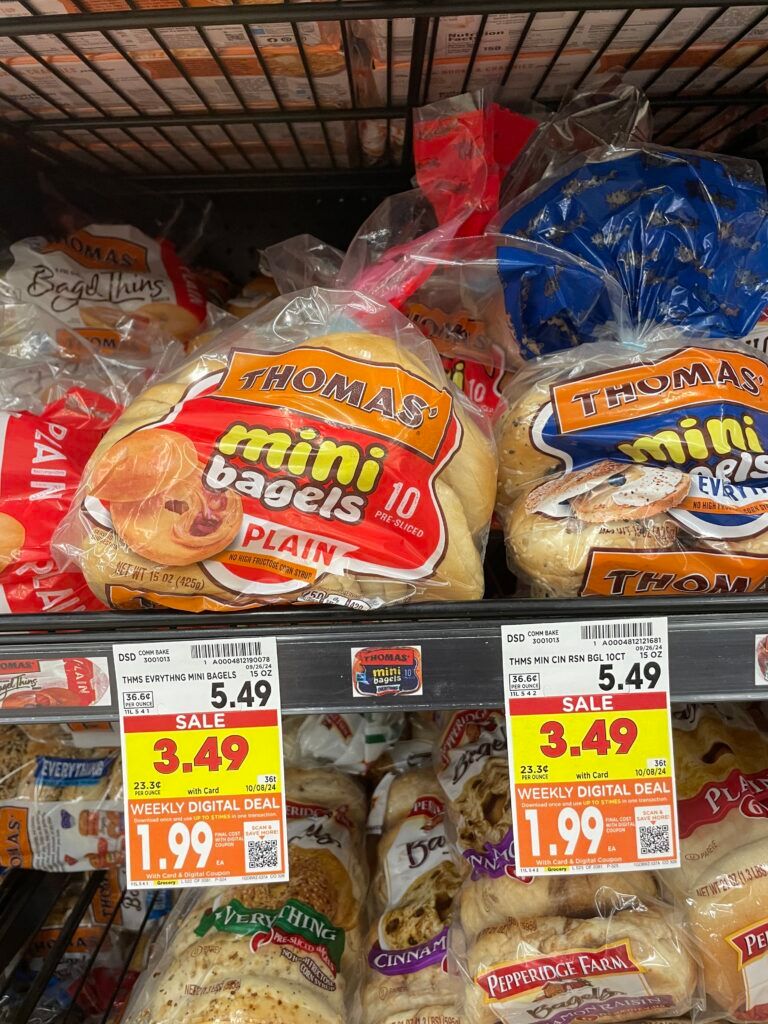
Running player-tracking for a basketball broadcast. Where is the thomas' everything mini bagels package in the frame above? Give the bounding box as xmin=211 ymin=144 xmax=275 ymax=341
xmin=54 ymin=288 xmax=496 ymax=611
xmin=496 ymin=339 xmax=768 ymax=598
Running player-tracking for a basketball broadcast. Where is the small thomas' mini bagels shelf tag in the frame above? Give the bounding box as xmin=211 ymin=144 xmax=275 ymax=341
xmin=114 ymin=636 xmax=287 ymax=889
xmin=502 ymin=618 xmax=678 ymax=875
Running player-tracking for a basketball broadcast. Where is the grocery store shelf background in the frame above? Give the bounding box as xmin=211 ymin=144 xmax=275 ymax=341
xmin=1 ymin=0 xmax=768 ymax=189
xmin=0 ymin=593 xmax=763 ymax=722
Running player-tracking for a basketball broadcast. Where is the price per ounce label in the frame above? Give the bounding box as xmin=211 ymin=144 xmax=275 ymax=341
xmin=114 ymin=637 xmax=287 ymax=888
xmin=502 ymin=618 xmax=678 ymax=875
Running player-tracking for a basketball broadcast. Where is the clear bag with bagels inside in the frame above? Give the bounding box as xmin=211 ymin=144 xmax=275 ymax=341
xmin=496 ymin=337 xmax=768 ymax=598
xmin=121 ymin=766 xmax=367 ymax=1024
xmin=668 ymin=703 xmax=768 ymax=1023
xmin=53 ymin=287 xmax=497 ymax=612
xmin=434 ymin=709 xmax=702 ymax=1024
xmin=0 ymin=723 xmax=123 ymax=871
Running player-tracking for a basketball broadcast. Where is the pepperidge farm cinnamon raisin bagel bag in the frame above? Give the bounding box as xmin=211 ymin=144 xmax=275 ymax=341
xmin=54 ymin=288 xmax=496 ymax=611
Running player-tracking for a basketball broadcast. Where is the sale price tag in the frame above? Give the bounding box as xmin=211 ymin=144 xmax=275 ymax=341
xmin=114 ymin=636 xmax=288 ymax=889
xmin=502 ymin=617 xmax=678 ymax=876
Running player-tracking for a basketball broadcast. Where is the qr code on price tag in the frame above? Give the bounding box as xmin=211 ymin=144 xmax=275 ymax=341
xmin=244 ymin=820 xmax=282 ymax=873
xmin=635 ymin=806 xmax=672 ymax=859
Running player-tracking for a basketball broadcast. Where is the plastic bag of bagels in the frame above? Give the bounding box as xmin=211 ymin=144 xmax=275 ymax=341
xmin=6 ymin=223 xmax=208 ymax=351
xmin=53 ymin=287 xmax=496 ymax=612
xmin=363 ymin=762 xmax=465 ymax=1024
xmin=496 ymin=336 xmax=768 ymax=598
xmin=121 ymin=766 xmax=367 ymax=1024
xmin=434 ymin=709 xmax=701 ymax=1024
xmin=0 ymin=723 xmax=123 ymax=870
xmin=667 ymin=703 xmax=768 ymax=1023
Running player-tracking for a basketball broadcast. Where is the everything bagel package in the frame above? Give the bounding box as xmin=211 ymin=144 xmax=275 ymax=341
xmin=122 ymin=766 xmax=367 ymax=1024
xmin=0 ymin=724 xmax=123 ymax=871
xmin=496 ymin=338 xmax=768 ymax=598
xmin=669 ymin=704 xmax=768 ymax=1023
xmin=54 ymin=287 xmax=496 ymax=612
xmin=435 ymin=710 xmax=700 ymax=1024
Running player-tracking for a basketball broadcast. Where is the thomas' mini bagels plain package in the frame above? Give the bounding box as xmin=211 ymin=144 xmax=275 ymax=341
xmin=7 ymin=223 xmax=208 ymax=350
xmin=496 ymin=338 xmax=768 ymax=598
xmin=54 ymin=287 xmax=496 ymax=612
xmin=435 ymin=710 xmax=700 ymax=1024
xmin=669 ymin=704 xmax=768 ymax=1023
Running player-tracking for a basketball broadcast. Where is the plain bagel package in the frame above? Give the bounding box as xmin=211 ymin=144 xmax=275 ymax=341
xmin=670 ymin=704 xmax=768 ymax=1023
xmin=496 ymin=339 xmax=768 ymax=598
xmin=434 ymin=709 xmax=700 ymax=1024
xmin=54 ymin=287 xmax=496 ymax=612
xmin=122 ymin=766 xmax=367 ymax=1024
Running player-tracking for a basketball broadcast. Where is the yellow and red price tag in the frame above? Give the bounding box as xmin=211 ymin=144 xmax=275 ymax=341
xmin=502 ymin=618 xmax=678 ymax=875
xmin=114 ymin=637 xmax=287 ymax=889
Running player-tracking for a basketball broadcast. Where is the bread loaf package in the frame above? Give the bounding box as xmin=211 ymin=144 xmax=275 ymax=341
xmin=122 ymin=766 xmax=366 ymax=1024
xmin=54 ymin=287 xmax=496 ymax=611
xmin=496 ymin=337 xmax=768 ymax=597
xmin=668 ymin=704 xmax=768 ymax=1022
xmin=0 ymin=724 xmax=123 ymax=870
xmin=363 ymin=763 xmax=465 ymax=1024
xmin=436 ymin=710 xmax=699 ymax=1024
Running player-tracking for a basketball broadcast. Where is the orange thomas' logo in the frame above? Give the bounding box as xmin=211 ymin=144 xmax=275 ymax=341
xmin=42 ymin=229 xmax=150 ymax=273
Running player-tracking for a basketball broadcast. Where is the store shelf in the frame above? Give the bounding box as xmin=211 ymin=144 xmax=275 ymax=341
xmin=2 ymin=0 xmax=768 ymax=187
xmin=0 ymin=594 xmax=764 ymax=722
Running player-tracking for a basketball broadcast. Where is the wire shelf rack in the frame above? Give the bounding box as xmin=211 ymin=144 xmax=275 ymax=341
xmin=0 ymin=0 xmax=766 ymax=188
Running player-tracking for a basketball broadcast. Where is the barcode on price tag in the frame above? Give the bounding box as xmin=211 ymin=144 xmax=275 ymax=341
xmin=502 ymin=617 xmax=679 ymax=875
xmin=114 ymin=636 xmax=288 ymax=889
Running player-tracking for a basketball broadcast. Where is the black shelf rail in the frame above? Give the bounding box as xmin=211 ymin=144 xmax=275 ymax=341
xmin=0 ymin=594 xmax=764 ymax=719
xmin=0 ymin=0 xmax=766 ymax=186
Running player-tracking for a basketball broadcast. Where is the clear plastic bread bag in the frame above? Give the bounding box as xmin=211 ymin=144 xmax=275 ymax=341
xmin=0 ymin=723 xmax=123 ymax=870
xmin=284 ymin=712 xmax=405 ymax=775
xmin=53 ymin=287 xmax=497 ymax=612
xmin=363 ymin=757 xmax=465 ymax=1024
xmin=121 ymin=766 xmax=367 ymax=1024
xmin=434 ymin=709 xmax=701 ymax=1024
xmin=665 ymin=703 xmax=768 ymax=1023
xmin=5 ymin=222 xmax=208 ymax=350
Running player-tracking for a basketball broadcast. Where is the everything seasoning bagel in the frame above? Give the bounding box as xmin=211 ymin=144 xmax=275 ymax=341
xmin=496 ymin=338 xmax=768 ymax=598
xmin=55 ymin=290 xmax=496 ymax=611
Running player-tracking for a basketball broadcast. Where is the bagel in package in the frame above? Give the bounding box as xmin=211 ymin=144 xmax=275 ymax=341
xmin=122 ymin=766 xmax=366 ymax=1024
xmin=363 ymin=764 xmax=464 ymax=1024
xmin=0 ymin=724 xmax=123 ymax=871
xmin=668 ymin=704 xmax=768 ymax=1022
xmin=7 ymin=223 xmax=208 ymax=349
xmin=435 ymin=710 xmax=698 ymax=1024
xmin=55 ymin=288 xmax=496 ymax=612
xmin=496 ymin=337 xmax=768 ymax=597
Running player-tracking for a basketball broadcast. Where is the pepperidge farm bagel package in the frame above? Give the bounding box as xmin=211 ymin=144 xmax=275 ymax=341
xmin=55 ymin=288 xmax=496 ymax=611
xmin=496 ymin=338 xmax=768 ymax=598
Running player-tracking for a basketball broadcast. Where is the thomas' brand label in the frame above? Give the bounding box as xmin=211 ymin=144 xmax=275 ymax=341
xmin=90 ymin=347 xmax=460 ymax=601
xmin=0 ymin=660 xmax=39 ymax=674
xmin=215 ymin=348 xmax=453 ymax=460
xmin=583 ymin=551 xmax=768 ymax=598
xmin=477 ymin=943 xmax=642 ymax=1001
xmin=8 ymin=223 xmax=206 ymax=338
xmin=728 ymin=919 xmax=768 ymax=1011
xmin=41 ymin=228 xmax=150 ymax=273
xmin=351 ymin=645 xmax=423 ymax=697
xmin=0 ymin=800 xmax=123 ymax=872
